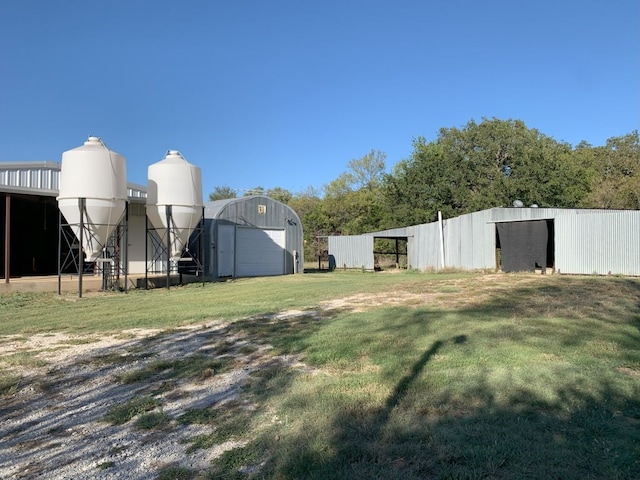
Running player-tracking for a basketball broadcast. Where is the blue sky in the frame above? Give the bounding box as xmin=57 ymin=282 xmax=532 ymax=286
xmin=1 ymin=1 xmax=638 ymax=196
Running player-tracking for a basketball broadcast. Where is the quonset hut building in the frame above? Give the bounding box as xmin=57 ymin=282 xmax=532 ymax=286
xmin=202 ymin=196 xmax=303 ymax=278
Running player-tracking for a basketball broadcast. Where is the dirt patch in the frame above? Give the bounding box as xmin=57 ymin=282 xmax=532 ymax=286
xmin=320 ymin=291 xmax=437 ymax=313
xmin=617 ymin=366 xmax=640 ymax=379
xmin=0 ymin=319 xmax=308 ymax=479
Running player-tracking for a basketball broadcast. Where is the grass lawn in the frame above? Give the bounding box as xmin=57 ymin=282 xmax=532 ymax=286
xmin=1 ymin=271 xmax=639 ymax=479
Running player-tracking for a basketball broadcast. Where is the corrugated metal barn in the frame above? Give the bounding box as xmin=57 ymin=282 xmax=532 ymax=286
xmin=328 ymin=208 xmax=640 ymax=276
xmin=0 ymin=161 xmax=148 ymax=279
xmin=202 ymin=196 xmax=303 ymax=278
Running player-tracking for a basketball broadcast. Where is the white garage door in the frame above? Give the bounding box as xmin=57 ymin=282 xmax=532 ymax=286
xmin=236 ymin=228 xmax=285 ymax=277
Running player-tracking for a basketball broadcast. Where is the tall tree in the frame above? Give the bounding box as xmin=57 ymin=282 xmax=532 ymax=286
xmin=266 ymin=187 xmax=293 ymax=204
xmin=345 ymin=149 xmax=387 ymax=190
xmin=208 ymin=185 xmax=237 ymax=201
xmin=585 ymin=131 xmax=640 ymax=209
xmin=383 ymin=139 xmax=454 ymax=226
xmin=323 ymin=150 xmax=387 ymax=235
xmin=288 ymin=187 xmax=327 ymax=261
xmin=383 ymin=118 xmax=591 ymax=226
xmin=244 ymin=186 xmax=265 ymax=196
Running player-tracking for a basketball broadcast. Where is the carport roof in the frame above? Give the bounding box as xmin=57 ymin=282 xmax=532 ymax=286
xmin=363 ymin=226 xmax=413 ymax=238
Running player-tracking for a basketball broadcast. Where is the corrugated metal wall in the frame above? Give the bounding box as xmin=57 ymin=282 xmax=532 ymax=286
xmin=328 ymin=208 xmax=640 ymax=276
xmin=444 ymin=209 xmax=496 ymax=269
xmin=410 ymin=222 xmax=441 ymax=269
xmin=328 ymin=235 xmax=374 ymax=270
xmin=0 ymin=162 xmax=60 ymax=192
xmin=555 ymin=211 xmax=640 ymax=275
xmin=408 ymin=210 xmax=496 ymax=270
xmin=0 ymin=162 xmax=146 ymax=199
xmin=490 ymin=207 xmax=613 ymax=222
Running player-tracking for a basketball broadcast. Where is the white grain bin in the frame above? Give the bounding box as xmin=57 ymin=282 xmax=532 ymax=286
xmin=146 ymin=150 xmax=203 ymax=259
xmin=57 ymin=136 xmax=127 ymax=261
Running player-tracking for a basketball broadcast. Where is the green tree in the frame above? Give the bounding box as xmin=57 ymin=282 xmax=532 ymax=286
xmin=345 ymin=149 xmax=387 ymax=190
xmin=383 ymin=118 xmax=591 ymax=226
xmin=585 ymin=131 xmax=640 ymax=209
xmin=244 ymin=186 xmax=265 ymax=196
xmin=288 ymin=187 xmax=327 ymax=262
xmin=266 ymin=187 xmax=293 ymax=204
xmin=208 ymin=186 xmax=237 ymax=201
xmin=323 ymin=151 xmax=387 ymax=235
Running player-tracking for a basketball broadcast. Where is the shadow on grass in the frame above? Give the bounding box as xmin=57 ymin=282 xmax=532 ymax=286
xmin=254 ymin=338 xmax=640 ymax=480
xmin=213 ymin=277 xmax=640 ymax=479
xmin=2 ymin=275 xmax=639 ymax=479
xmin=427 ymin=276 xmax=640 ymax=362
xmin=303 ymin=268 xmax=333 ymax=274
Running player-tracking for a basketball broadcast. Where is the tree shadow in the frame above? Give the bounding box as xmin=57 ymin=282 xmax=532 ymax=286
xmin=264 ymin=337 xmax=639 ymax=479
xmin=241 ymin=283 xmax=640 ymax=479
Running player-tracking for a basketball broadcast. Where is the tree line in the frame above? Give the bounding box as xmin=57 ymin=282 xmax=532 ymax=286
xmin=209 ymin=118 xmax=640 ymax=261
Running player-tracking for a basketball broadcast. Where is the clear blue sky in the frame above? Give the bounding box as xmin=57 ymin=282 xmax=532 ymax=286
xmin=1 ymin=1 xmax=638 ymax=196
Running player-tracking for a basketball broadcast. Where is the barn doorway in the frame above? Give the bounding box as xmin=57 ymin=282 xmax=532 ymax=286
xmin=0 ymin=193 xmax=60 ymax=278
xmin=496 ymin=220 xmax=554 ymax=273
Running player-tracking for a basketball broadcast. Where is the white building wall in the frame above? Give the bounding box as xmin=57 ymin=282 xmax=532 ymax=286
xmin=126 ymin=209 xmax=147 ymax=274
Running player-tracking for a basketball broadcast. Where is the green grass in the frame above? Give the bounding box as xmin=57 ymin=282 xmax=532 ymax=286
xmin=184 ymin=403 xmax=254 ymax=453
xmin=0 ymin=374 xmax=22 ymax=396
xmin=0 ymin=351 xmax=48 ymax=369
xmin=2 ymin=271 xmax=640 ymax=479
xmin=96 ymin=461 xmax=115 ymax=470
xmin=116 ymin=355 xmax=234 ymax=384
xmin=208 ymin=274 xmax=640 ymax=479
xmin=134 ymin=411 xmax=171 ymax=430
xmin=103 ymin=395 xmax=161 ymax=425
xmin=177 ymin=407 xmax=219 ymax=425
xmin=156 ymin=465 xmax=195 ymax=480
xmin=0 ymin=270 xmax=458 ymax=335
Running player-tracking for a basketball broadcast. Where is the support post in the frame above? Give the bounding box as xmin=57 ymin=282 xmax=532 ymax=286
xmin=79 ymin=198 xmax=85 ymax=298
xmin=58 ymin=209 xmax=62 ymax=295
xmin=166 ymin=204 xmax=171 ymax=290
xmin=200 ymin=206 xmax=205 ymax=286
xmin=124 ymin=202 xmax=129 ymax=293
xmin=438 ymin=210 xmax=445 ymax=270
xmin=5 ymin=194 xmax=10 ymax=283
xmin=144 ymin=214 xmax=149 ymax=290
